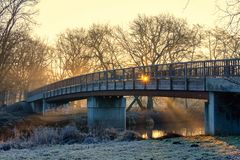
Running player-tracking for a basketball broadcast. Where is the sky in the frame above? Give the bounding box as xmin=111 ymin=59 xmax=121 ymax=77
xmin=33 ymin=0 xmax=221 ymax=42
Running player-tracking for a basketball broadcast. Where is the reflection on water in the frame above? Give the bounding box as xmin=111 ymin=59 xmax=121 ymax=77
xmin=142 ymin=133 xmax=148 ymax=139
xmin=139 ymin=127 xmax=204 ymax=139
xmin=151 ymin=130 xmax=165 ymax=139
xmin=129 ymin=122 xmax=204 ymax=139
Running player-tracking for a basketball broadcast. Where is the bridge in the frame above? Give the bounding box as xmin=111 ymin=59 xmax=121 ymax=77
xmin=27 ymin=58 xmax=240 ymax=135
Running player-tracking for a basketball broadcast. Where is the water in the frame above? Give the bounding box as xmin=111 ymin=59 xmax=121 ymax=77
xmin=129 ymin=123 xmax=204 ymax=139
xmin=139 ymin=128 xmax=204 ymax=139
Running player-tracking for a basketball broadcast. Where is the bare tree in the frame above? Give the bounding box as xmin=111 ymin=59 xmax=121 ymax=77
xmin=217 ymin=0 xmax=240 ymax=33
xmin=0 ymin=0 xmax=38 ymax=105
xmin=176 ymin=24 xmax=204 ymax=61
xmin=228 ymin=34 xmax=240 ymax=58
xmin=3 ymin=34 xmax=50 ymax=104
xmin=117 ymin=14 xmax=201 ymax=66
xmin=117 ymin=14 xmax=202 ymax=110
xmin=203 ymin=27 xmax=240 ymax=60
xmin=55 ymin=28 xmax=92 ymax=78
xmin=87 ymin=24 xmax=125 ymax=71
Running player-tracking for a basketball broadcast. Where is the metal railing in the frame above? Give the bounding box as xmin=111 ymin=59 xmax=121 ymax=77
xmin=28 ymin=58 xmax=240 ymax=97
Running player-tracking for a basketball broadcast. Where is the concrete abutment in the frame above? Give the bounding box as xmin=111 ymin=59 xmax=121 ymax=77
xmin=87 ymin=96 xmax=126 ymax=130
xmin=31 ymin=99 xmax=70 ymax=115
xmin=205 ymin=92 xmax=240 ymax=135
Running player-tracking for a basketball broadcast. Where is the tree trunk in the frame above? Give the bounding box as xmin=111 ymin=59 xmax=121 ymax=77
xmin=147 ymin=96 xmax=154 ymax=110
xmin=0 ymin=91 xmax=6 ymax=106
xmin=184 ymin=98 xmax=188 ymax=109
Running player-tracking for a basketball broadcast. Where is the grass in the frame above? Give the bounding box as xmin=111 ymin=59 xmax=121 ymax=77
xmin=0 ymin=136 xmax=239 ymax=160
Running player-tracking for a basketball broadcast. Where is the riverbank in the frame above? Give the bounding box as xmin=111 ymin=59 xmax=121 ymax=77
xmin=0 ymin=136 xmax=239 ymax=160
xmin=0 ymin=106 xmax=204 ymax=141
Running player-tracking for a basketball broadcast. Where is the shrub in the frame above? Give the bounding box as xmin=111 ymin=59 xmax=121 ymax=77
xmin=0 ymin=125 xmax=145 ymax=149
xmin=116 ymin=130 xmax=143 ymax=141
xmin=60 ymin=125 xmax=86 ymax=144
xmin=29 ymin=127 xmax=60 ymax=145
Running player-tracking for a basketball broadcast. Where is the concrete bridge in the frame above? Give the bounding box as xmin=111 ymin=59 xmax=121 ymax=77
xmin=27 ymin=58 xmax=240 ymax=135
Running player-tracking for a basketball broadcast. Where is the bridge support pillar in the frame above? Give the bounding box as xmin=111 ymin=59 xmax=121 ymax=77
xmin=30 ymin=99 xmax=51 ymax=115
xmin=30 ymin=101 xmax=43 ymax=113
xmin=87 ymin=96 xmax=126 ymax=130
xmin=205 ymin=92 xmax=240 ymax=135
xmin=30 ymin=102 xmax=35 ymax=112
xmin=42 ymin=99 xmax=50 ymax=115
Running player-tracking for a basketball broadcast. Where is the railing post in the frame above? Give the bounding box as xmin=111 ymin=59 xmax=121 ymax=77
xmin=236 ymin=59 xmax=239 ymax=76
xmin=155 ymin=66 xmax=159 ymax=90
xmin=114 ymin=70 xmax=116 ymax=90
xmin=213 ymin=61 xmax=216 ymax=77
xmin=184 ymin=63 xmax=188 ymax=90
xmin=98 ymin=72 xmax=101 ymax=90
xmin=203 ymin=61 xmax=206 ymax=91
xmin=203 ymin=61 xmax=206 ymax=77
xmin=92 ymin=73 xmax=94 ymax=91
xmin=224 ymin=59 xmax=230 ymax=77
xmin=123 ymin=69 xmax=125 ymax=90
xmin=144 ymin=66 xmax=147 ymax=90
xmin=132 ymin=68 xmax=135 ymax=90
xmin=232 ymin=60 xmax=236 ymax=76
xmin=80 ymin=77 xmax=83 ymax=92
xmin=169 ymin=64 xmax=173 ymax=90
xmin=106 ymin=71 xmax=108 ymax=90
xmin=85 ymin=75 xmax=88 ymax=91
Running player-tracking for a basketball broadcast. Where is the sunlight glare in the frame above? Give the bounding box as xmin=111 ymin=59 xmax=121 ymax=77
xmin=141 ymin=75 xmax=150 ymax=83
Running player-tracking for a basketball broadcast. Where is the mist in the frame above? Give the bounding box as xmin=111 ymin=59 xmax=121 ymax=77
xmin=126 ymin=96 xmax=205 ymax=138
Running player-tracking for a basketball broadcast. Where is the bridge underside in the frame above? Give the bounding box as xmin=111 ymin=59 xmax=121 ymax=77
xmin=45 ymin=90 xmax=208 ymax=103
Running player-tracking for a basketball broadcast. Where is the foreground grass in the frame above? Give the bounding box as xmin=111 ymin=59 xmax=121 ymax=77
xmin=0 ymin=136 xmax=239 ymax=160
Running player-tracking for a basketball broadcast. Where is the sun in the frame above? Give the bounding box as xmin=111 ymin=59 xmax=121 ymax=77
xmin=140 ymin=74 xmax=150 ymax=83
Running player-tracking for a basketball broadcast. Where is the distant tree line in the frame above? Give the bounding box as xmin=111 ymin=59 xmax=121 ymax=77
xmin=0 ymin=0 xmax=240 ymax=107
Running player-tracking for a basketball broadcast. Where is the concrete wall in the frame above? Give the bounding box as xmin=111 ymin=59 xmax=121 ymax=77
xmin=30 ymin=100 xmax=43 ymax=113
xmin=31 ymin=100 xmax=71 ymax=114
xmin=4 ymin=101 xmax=33 ymax=113
xmin=205 ymin=92 xmax=240 ymax=135
xmin=206 ymin=77 xmax=240 ymax=93
xmin=87 ymin=96 xmax=126 ymax=130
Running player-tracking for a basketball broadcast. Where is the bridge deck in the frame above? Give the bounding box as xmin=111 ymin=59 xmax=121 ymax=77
xmin=27 ymin=58 xmax=240 ymax=102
